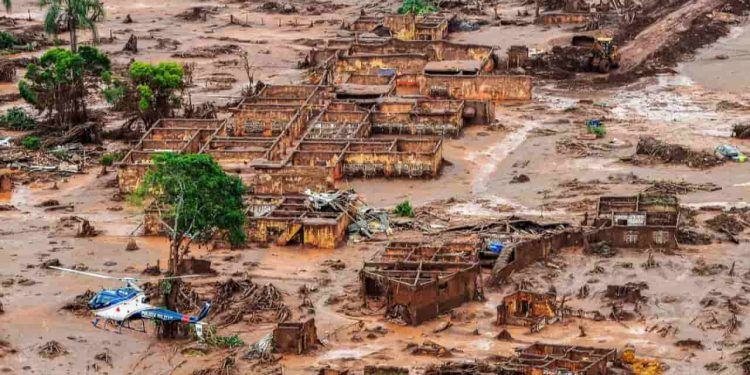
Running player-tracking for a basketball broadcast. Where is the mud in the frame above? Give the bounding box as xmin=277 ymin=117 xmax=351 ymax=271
xmin=2 ymin=0 xmax=750 ymax=373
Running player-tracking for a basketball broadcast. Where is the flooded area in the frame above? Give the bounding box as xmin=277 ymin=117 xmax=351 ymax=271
xmin=2 ymin=0 xmax=750 ymax=373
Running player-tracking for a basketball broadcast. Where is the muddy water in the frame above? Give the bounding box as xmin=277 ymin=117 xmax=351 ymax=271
xmin=680 ymin=23 xmax=750 ymax=93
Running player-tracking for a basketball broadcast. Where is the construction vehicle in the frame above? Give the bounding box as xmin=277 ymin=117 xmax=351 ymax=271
xmin=572 ymin=35 xmax=621 ymax=73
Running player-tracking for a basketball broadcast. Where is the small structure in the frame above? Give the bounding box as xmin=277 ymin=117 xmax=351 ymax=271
xmin=591 ymin=194 xmax=680 ymax=249
xmin=0 ymin=169 xmax=13 ymax=192
xmin=498 ymin=343 xmax=618 ymax=375
xmin=273 ymin=318 xmax=318 ymax=354
xmin=496 ymin=290 xmax=559 ymax=332
xmin=507 ymin=45 xmax=529 ymax=69
xmin=360 ymin=241 xmax=482 ymax=325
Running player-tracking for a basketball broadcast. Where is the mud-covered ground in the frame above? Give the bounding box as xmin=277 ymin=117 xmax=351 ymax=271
xmin=2 ymin=0 xmax=750 ymax=374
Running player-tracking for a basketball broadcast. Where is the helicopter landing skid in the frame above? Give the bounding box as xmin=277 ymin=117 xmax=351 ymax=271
xmin=92 ymin=318 xmax=147 ymax=334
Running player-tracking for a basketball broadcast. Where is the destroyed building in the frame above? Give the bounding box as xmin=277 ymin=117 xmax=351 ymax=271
xmin=590 ymin=194 xmax=680 ymax=249
xmin=118 ymin=32 xmax=535 ymax=251
xmin=273 ymin=318 xmax=319 ymax=354
xmin=346 ymin=13 xmax=453 ymax=41
xmin=244 ymin=190 xmax=386 ymax=249
xmin=496 ymin=290 xmax=559 ymax=332
xmin=360 ymin=240 xmax=482 ymax=325
xmin=497 ymin=343 xmax=618 ymax=375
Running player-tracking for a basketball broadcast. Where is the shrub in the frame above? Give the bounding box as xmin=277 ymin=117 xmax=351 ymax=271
xmin=100 ymin=152 xmax=123 ymax=166
xmin=0 ymin=31 xmax=17 ymax=50
xmin=21 ymin=136 xmax=41 ymax=150
xmin=394 ymin=200 xmax=415 ymax=217
xmin=398 ymin=0 xmax=437 ymax=15
xmin=0 ymin=107 xmax=36 ymax=130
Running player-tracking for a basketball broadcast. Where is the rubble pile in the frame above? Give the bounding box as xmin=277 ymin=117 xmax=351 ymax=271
xmin=643 ymin=180 xmax=721 ymax=195
xmin=705 ymin=213 xmax=747 ymax=235
xmin=304 ymin=189 xmax=389 ymax=238
xmin=633 ymin=137 xmax=724 ymax=168
xmin=556 ymin=137 xmax=614 ymax=158
xmin=211 ymin=278 xmax=290 ymax=326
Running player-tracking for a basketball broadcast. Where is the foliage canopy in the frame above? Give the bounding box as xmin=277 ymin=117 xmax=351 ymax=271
xmin=19 ymin=46 xmax=110 ymax=127
xmin=135 ymin=153 xmax=246 ymax=261
xmin=397 ymin=0 xmax=437 ymax=15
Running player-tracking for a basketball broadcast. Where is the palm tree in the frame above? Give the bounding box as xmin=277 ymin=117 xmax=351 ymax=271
xmin=41 ymin=0 xmax=104 ymax=52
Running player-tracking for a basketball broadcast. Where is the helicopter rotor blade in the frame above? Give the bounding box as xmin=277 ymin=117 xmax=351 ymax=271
xmin=49 ymin=266 xmax=210 ymax=283
xmin=48 ymin=266 xmax=122 ymax=280
xmin=139 ymin=274 xmax=208 ymax=281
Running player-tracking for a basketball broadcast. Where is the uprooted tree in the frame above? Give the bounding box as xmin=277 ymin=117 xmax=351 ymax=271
xmin=105 ymin=61 xmax=185 ymax=128
xmin=18 ymin=46 xmax=110 ymax=130
xmin=133 ymin=153 xmax=246 ymax=337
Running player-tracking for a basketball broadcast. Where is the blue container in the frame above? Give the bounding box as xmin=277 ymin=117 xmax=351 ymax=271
xmin=488 ymin=242 xmax=504 ymax=254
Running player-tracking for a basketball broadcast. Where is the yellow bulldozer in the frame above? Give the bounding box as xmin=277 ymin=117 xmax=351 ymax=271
xmin=572 ymin=35 xmax=621 ymax=73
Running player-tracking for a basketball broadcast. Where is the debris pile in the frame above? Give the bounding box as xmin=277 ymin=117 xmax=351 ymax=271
xmin=705 ymin=213 xmax=747 ymax=235
xmin=211 ymin=278 xmax=290 ymax=326
xmin=172 ymin=44 xmax=241 ymax=59
xmin=38 ymin=340 xmax=67 ymax=359
xmin=633 ymin=137 xmax=724 ymax=168
xmin=643 ymin=180 xmax=721 ymax=195
xmin=175 ymin=6 xmax=219 ymax=21
xmin=61 ymin=290 xmax=95 ymax=314
xmin=244 ymin=333 xmax=275 ymax=362
xmin=556 ymin=137 xmax=613 ymax=158
xmin=56 ymin=216 xmax=100 ymax=237
xmin=304 ymin=189 xmax=390 ymax=239
xmin=407 ymin=340 xmax=452 ymax=357
xmin=192 ymin=355 xmax=237 ymax=375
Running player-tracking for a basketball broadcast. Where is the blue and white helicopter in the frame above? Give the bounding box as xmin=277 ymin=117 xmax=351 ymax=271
xmin=50 ymin=266 xmax=211 ymax=338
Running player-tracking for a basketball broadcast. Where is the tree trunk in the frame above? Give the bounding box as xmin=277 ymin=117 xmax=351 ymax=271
xmin=68 ymin=17 xmax=77 ymax=52
xmin=168 ymin=239 xmax=180 ymax=275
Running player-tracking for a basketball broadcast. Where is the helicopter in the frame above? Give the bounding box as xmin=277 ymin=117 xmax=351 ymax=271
xmin=50 ymin=266 xmax=211 ymax=338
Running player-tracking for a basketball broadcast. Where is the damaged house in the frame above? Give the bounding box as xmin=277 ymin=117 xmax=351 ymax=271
xmin=360 ymin=240 xmax=482 ymax=325
xmin=589 ymin=194 xmax=680 ymax=249
xmin=496 ymin=290 xmax=559 ymax=333
xmin=498 ymin=343 xmax=618 ymax=375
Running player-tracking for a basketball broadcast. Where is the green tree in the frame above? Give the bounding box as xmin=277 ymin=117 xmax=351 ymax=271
xmin=134 ymin=153 xmax=245 ymax=337
xmin=41 ymin=0 xmax=105 ymax=52
xmin=18 ymin=46 xmax=110 ymax=128
xmin=135 ymin=153 xmax=246 ymax=275
xmin=105 ymin=61 xmax=185 ymax=127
